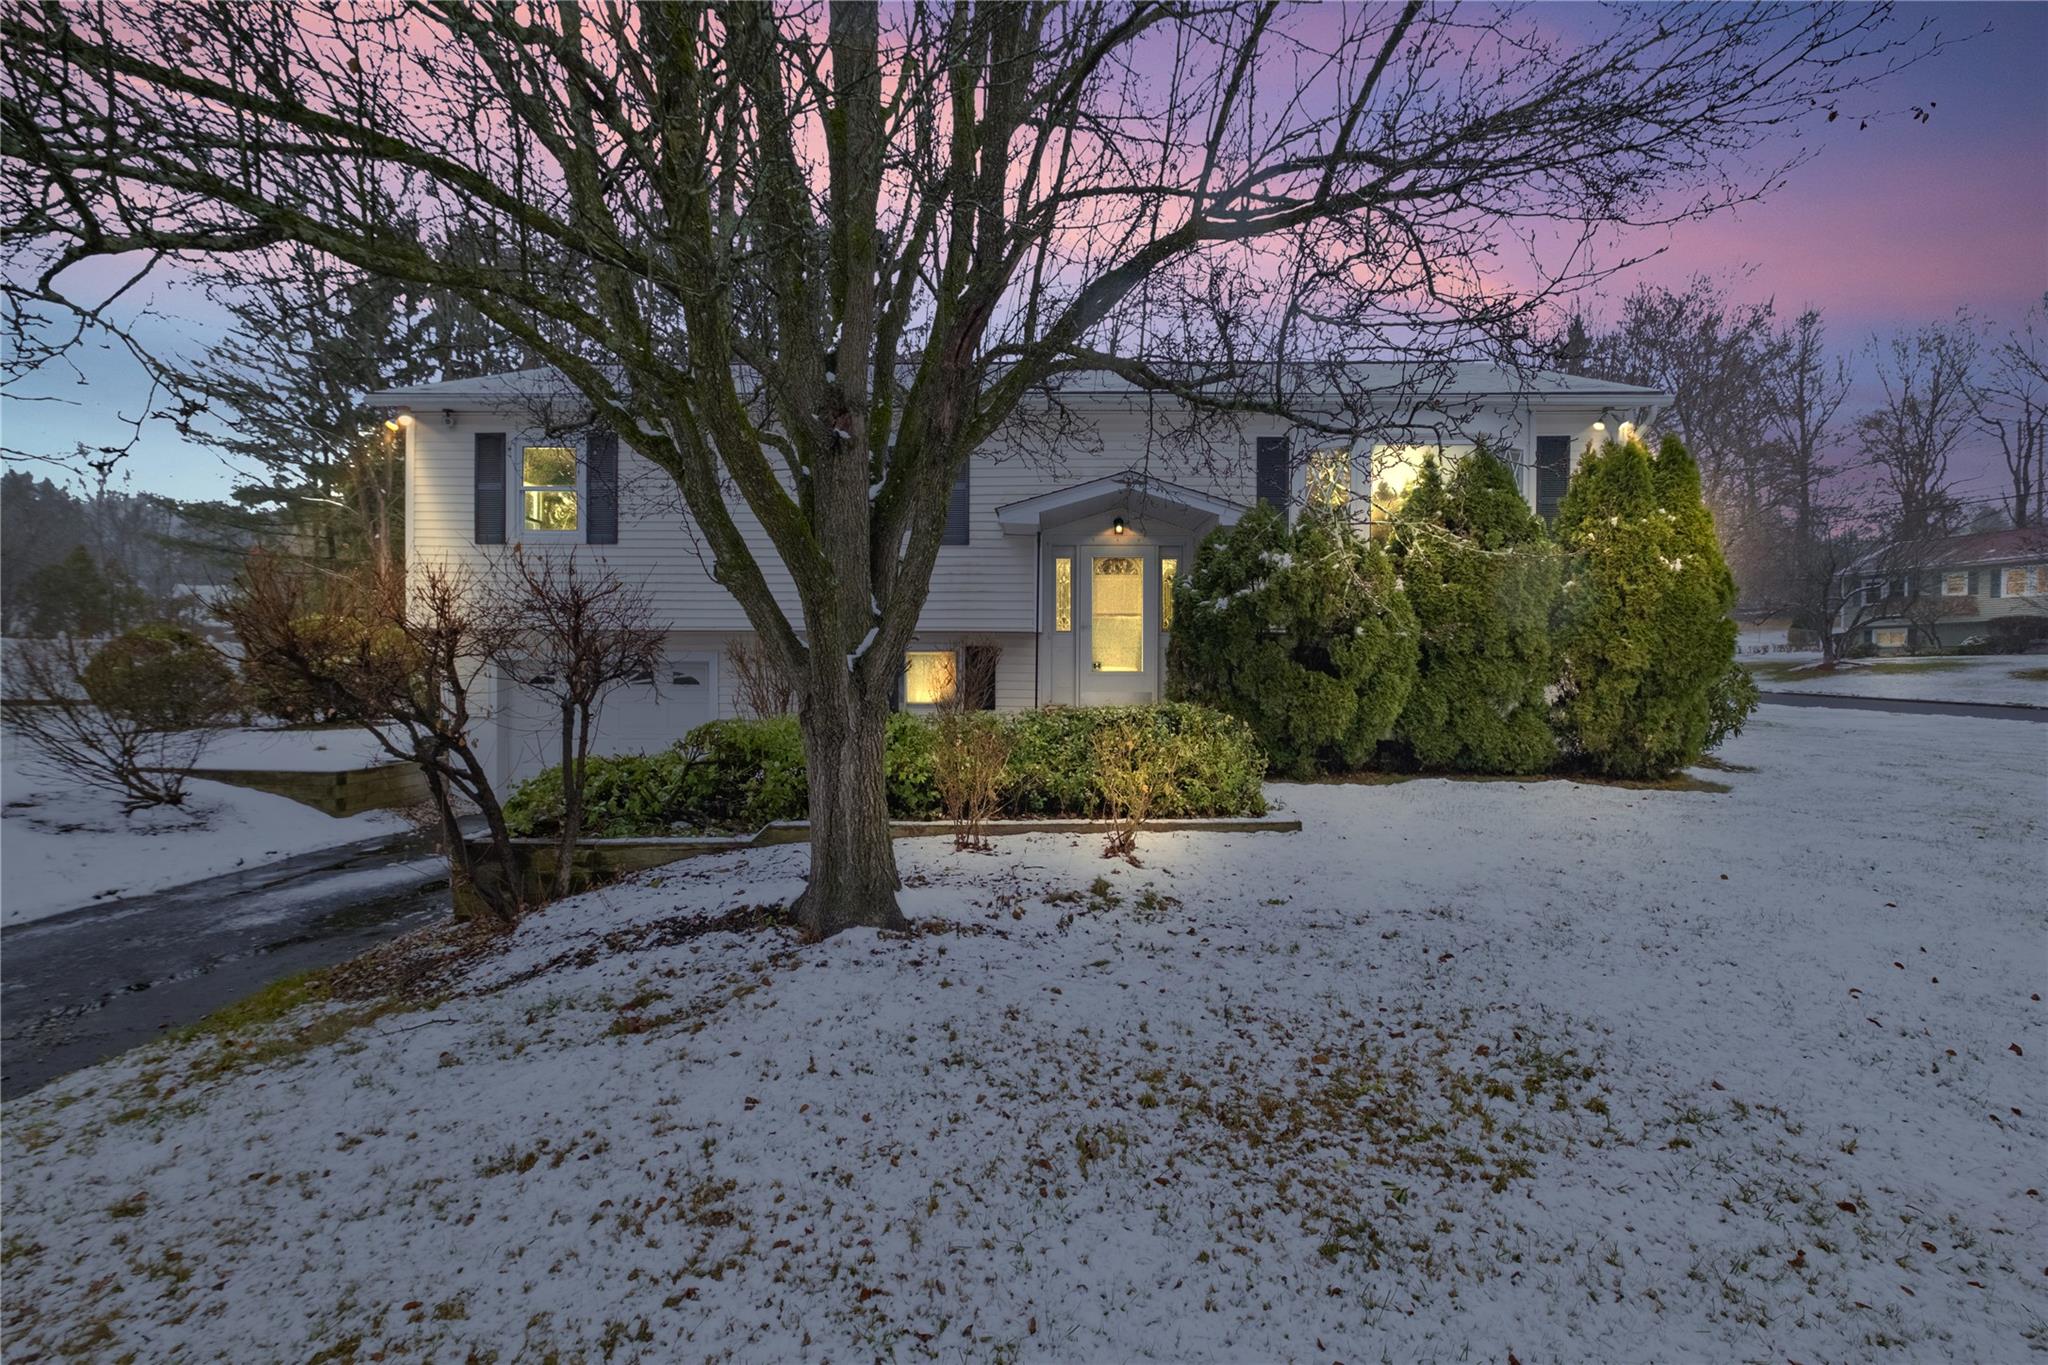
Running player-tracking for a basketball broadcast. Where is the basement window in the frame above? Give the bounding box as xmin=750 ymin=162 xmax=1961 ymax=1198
xmin=903 ymin=650 xmax=959 ymax=706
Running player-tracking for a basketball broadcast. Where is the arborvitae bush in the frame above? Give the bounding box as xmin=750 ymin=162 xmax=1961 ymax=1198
xmin=1168 ymin=502 xmax=1417 ymax=777
xmin=1390 ymin=447 xmax=1560 ymax=773
xmin=1552 ymin=434 xmax=1741 ymax=777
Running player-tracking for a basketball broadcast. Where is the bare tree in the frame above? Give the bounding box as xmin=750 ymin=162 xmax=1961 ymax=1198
xmin=724 ymin=635 xmax=797 ymax=720
xmin=1 ymin=635 xmax=215 ymax=812
xmin=220 ymin=553 xmax=527 ymax=926
xmin=1980 ymin=296 xmax=2048 ymax=530
xmin=1860 ymin=317 xmax=1979 ymax=541
xmin=1760 ymin=306 xmax=1854 ymax=635
xmin=496 ymin=549 xmax=662 ymax=900
xmin=3 ymin=1 xmax=1945 ymax=935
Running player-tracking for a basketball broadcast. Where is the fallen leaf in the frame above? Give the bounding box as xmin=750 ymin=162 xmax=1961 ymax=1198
xmin=1837 ymin=1200 xmax=1858 ymax=1214
xmin=2011 ymin=1043 xmax=2025 ymax=1057
xmin=1920 ymin=1241 xmax=1937 ymax=1253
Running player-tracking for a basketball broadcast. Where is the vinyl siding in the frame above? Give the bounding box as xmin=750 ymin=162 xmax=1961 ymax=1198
xmin=408 ymin=397 xmax=1619 ymax=638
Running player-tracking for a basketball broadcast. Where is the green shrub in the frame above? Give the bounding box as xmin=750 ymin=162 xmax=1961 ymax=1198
xmin=1703 ymin=661 xmax=1760 ymax=752
xmin=81 ymin=624 xmax=238 ymax=729
xmin=1004 ymin=703 xmax=1267 ymax=818
xmin=1168 ymin=502 xmax=1418 ymax=776
xmin=1551 ymin=434 xmax=1739 ymax=778
xmin=503 ymin=702 xmax=1265 ymax=837
xmin=1390 ymin=447 xmax=1560 ymax=774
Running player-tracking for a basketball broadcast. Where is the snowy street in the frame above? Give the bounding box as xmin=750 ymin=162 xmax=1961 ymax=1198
xmin=3 ymin=704 xmax=2043 ymax=1362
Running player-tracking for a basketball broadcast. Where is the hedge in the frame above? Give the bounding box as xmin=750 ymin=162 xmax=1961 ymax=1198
xmin=502 ymin=701 xmax=1267 ymax=838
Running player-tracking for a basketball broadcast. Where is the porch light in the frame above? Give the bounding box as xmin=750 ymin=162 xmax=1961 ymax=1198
xmin=1111 ymin=515 xmax=1128 ymax=535
xmin=383 ymin=417 xmax=401 ymax=432
xmin=1591 ymin=420 xmax=1606 ymax=433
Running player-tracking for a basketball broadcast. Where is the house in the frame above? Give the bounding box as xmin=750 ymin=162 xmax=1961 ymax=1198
xmin=1837 ymin=527 xmax=2048 ymax=654
xmin=369 ymin=364 xmax=1672 ymax=785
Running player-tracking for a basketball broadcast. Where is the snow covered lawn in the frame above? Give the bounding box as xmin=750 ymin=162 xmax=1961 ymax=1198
xmin=4 ymin=707 xmax=2043 ymax=1360
xmin=189 ymin=726 xmax=396 ymax=773
xmin=1747 ymin=653 xmax=2048 ymax=707
xmin=1 ymin=733 xmax=409 ymax=926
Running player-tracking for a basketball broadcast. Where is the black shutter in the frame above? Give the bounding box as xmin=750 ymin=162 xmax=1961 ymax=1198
xmin=1967 ymin=569 xmax=1979 ymax=596
xmin=474 ymin=432 xmax=507 ymax=544
xmin=586 ymin=428 xmax=619 ymax=545
xmin=964 ymin=644 xmax=999 ymax=711
xmin=942 ymin=466 xmax=970 ymax=545
xmin=1255 ymin=436 xmax=1289 ymax=512
xmin=1535 ymin=435 xmax=1572 ymax=524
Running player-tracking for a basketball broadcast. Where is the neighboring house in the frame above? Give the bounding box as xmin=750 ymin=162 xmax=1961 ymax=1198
xmin=1837 ymin=527 xmax=2048 ymax=654
xmin=369 ymin=364 xmax=1671 ymax=785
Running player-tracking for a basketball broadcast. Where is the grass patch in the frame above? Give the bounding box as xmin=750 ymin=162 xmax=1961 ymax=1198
xmin=2009 ymin=666 xmax=2048 ymax=682
xmin=1297 ymin=768 xmax=1729 ymax=795
xmin=162 ymin=963 xmax=431 ymax=1086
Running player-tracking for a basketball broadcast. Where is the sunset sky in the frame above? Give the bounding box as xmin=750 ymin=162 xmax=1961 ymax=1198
xmin=5 ymin=0 xmax=2044 ymax=505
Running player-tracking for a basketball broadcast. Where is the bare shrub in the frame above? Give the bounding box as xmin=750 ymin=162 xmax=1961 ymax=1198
xmin=221 ymin=551 xmax=527 ymax=928
xmin=1094 ymin=718 xmax=1176 ymax=865
xmin=932 ymin=711 xmax=1010 ymax=851
xmin=725 ymin=634 xmax=796 ymax=718
xmin=495 ymin=550 xmax=662 ymax=899
xmin=3 ymin=635 xmax=217 ymax=813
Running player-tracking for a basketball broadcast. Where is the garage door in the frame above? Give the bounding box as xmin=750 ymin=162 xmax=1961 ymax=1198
xmin=499 ymin=654 xmax=715 ymax=786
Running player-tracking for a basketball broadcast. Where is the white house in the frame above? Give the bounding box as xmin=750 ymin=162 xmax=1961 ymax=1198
xmin=370 ymin=364 xmax=1672 ymax=785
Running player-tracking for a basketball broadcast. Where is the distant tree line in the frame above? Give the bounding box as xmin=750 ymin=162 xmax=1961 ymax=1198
xmin=1555 ymin=285 xmax=2048 ymax=649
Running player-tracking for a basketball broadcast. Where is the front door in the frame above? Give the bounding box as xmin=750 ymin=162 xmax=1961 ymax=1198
xmin=1078 ymin=547 xmax=1157 ymax=703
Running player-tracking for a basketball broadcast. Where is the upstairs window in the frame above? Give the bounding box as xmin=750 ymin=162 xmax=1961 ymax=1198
xmin=1942 ymin=572 xmax=1970 ymax=597
xmin=1366 ymin=442 xmax=1471 ymax=524
xmin=522 ymin=445 xmax=579 ymax=532
xmin=2006 ymin=567 xmax=2031 ymax=597
xmin=1304 ymin=446 xmax=1351 ymax=510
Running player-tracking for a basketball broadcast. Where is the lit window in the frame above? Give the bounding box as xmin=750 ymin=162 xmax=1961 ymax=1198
xmin=1943 ymin=572 xmax=1969 ymax=597
xmin=904 ymin=650 xmax=958 ymax=705
xmin=522 ymin=445 xmax=579 ymax=531
xmin=1874 ymin=628 xmax=1907 ymax=649
xmin=1161 ymin=557 xmax=1179 ymax=631
xmin=1305 ymin=446 xmax=1351 ymax=509
xmin=1054 ymin=556 xmax=1072 ymax=632
xmin=1091 ymin=556 xmax=1144 ymax=673
xmin=1366 ymin=442 xmax=1470 ymax=522
xmin=2005 ymin=568 xmax=2029 ymax=597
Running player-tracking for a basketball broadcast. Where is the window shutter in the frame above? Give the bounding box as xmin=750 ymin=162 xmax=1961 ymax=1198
xmin=474 ymin=432 xmax=507 ymax=545
xmin=1535 ymin=435 xmax=1572 ymax=523
xmin=1255 ymin=436 xmax=1289 ymax=512
xmin=586 ymin=428 xmax=619 ymax=545
xmin=942 ymin=466 xmax=970 ymax=545
xmin=1968 ymin=569 xmax=1980 ymax=596
xmin=964 ymin=644 xmax=999 ymax=711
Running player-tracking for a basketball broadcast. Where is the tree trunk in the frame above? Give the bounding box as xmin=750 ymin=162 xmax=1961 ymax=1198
xmin=552 ymin=699 xmax=585 ymax=901
xmin=792 ymin=682 xmax=907 ymax=939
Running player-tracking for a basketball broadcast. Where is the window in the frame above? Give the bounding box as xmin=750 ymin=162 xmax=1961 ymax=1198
xmin=1090 ymin=555 xmax=1144 ymax=673
xmin=903 ymin=650 xmax=958 ymax=706
xmin=1873 ymin=627 xmax=1907 ymax=649
xmin=2005 ymin=567 xmax=2029 ymax=597
xmin=1305 ymin=446 xmax=1351 ymax=510
xmin=1054 ymin=556 xmax=1073 ymax=631
xmin=1366 ymin=442 xmax=1470 ymax=522
xmin=522 ymin=445 xmax=579 ymax=532
xmin=1943 ymin=572 xmax=1970 ymax=597
xmin=1160 ymin=557 xmax=1179 ymax=631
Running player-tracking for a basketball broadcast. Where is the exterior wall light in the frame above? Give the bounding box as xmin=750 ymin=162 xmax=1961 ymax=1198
xmin=1111 ymin=515 xmax=1128 ymax=535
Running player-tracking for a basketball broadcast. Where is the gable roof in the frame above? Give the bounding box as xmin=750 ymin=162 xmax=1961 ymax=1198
xmin=994 ymin=472 xmax=1247 ymax=535
xmin=1850 ymin=526 xmax=2048 ymax=573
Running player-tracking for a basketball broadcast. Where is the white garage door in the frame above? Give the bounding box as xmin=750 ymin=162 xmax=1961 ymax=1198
xmin=500 ymin=655 xmax=715 ymax=786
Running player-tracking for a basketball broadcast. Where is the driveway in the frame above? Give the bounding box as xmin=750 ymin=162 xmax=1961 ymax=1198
xmin=1757 ymin=691 xmax=2048 ymax=723
xmin=1 ymin=830 xmax=450 ymax=1098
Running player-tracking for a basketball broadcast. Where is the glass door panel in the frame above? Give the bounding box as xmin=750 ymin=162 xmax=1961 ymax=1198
xmin=1090 ymin=555 xmax=1144 ymax=673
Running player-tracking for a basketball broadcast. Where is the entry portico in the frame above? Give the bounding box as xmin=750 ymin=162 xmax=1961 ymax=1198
xmin=995 ymin=473 xmax=1247 ymax=706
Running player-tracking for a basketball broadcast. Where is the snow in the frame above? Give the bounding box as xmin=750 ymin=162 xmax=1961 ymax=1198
xmin=1748 ymin=653 xmax=2048 ymax=708
xmin=1 ymin=733 xmax=409 ymax=926
xmin=190 ymin=726 xmax=397 ymax=773
xmin=4 ymin=707 xmax=2044 ymax=1360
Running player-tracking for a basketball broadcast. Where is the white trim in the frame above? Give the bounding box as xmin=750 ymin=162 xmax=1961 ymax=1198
xmin=995 ymin=473 xmax=1246 ymax=535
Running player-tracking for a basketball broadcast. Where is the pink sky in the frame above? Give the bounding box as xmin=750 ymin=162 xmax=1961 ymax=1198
xmin=6 ymin=1 xmax=2043 ymax=504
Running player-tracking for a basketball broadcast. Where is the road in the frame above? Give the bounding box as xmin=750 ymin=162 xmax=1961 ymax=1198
xmin=2 ymin=830 xmax=450 ymax=1099
xmin=1757 ymin=691 xmax=2048 ymax=724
